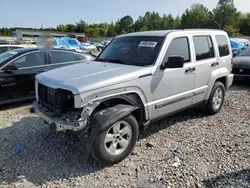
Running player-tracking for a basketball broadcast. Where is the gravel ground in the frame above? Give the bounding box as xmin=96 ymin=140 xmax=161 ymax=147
xmin=0 ymin=84 xmax=250 ymax=188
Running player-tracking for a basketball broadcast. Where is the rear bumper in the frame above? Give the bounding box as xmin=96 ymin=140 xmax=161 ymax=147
xmin=227 ymin=74 xmax=234 ymax=88
xmin=30 ymin=101 xmax=85 ymax=132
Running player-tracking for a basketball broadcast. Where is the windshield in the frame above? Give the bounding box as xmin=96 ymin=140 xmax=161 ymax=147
xmin=239 ymin=47 xmax=250 ymax=56
xmin=97 ymin=36 xmax=164 ymax=66
xmin=67 ymin=39 xmax=79 ymax=46
xmin=0 ymin=51 xmax=18 ymax=65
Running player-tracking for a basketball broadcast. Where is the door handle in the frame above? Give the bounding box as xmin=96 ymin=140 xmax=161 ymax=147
xmin=185 ymin=67 xmax=195 ymax=73
xmin=211 ymin=62 xmax=219 ymax=67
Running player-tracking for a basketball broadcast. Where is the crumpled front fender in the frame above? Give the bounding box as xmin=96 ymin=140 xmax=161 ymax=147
xmin=79 ymin=104 xmax=138 ymax=159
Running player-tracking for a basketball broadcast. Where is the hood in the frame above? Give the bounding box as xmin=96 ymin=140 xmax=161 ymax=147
xmin=36 ymin=61 xmax=152 ymax=95
xmin=233 ymin=56 xmax=250 ymax=69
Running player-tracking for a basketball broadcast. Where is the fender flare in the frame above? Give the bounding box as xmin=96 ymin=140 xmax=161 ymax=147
xmin=205 ymin=68 xmax=229 ymax=100
xmin=79 ymin=104 xmax=138 ymax=158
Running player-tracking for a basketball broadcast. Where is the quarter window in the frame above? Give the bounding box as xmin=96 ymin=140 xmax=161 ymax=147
xmin=193 ymin=36 xmax=215 ymax=60
xmin=12 ymin=51 xmax=45 ymax=68
xmin=215 ymin=35 xmax=230 ymax=57
xmin=50 ymin=51 xmax=75 ymax=64
xmin=164 ymin=37 xmax=190 ymax=63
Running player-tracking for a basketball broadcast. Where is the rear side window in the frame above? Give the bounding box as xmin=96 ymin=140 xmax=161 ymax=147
xmin=75 ymin=53 xmax=87 ymax=61
xmin=164 ymin=37 xmax=190 ymax=63
xmin=193 ymin=36 xmax=215 ymax=61
xmin=0 ymin=47 xmax=8 ymax=54
xmin=215 ymin=35 xmax=230 ymax=57
xmin=51 ymin=51 xmax=75 ymax=64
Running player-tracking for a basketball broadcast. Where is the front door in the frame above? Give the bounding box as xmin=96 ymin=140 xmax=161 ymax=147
xmin=150 ymin=36 xmax=195 ymax=119
xmin=0 ymin=70 xmax=17 ymax=103
xmin=4 ymin=51 xmax=47 ymax=98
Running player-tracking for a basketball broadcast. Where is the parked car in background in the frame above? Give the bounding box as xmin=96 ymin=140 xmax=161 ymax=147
xmin=54 ymin=37 xmax=81 ymax=51
xmin=232 ymin=47 xmax=250 ymax=81
xmin=90 ymin=42 xmax=105 ymax=51
xmin=0 ymin=44 xmax=25 ymax=54
xmin=101 ymin=40 xmax=111 ymax=46
xmin=80 ymin=42 xmax=97 ymax=53
xmin=0 ymin=39 xmax=9 ymax=45
xmin=230 ymin=40 xmax=247 ymax=56
xmin=0 ymin=48 xmax=91 ymax=105
xmin=230 ymin=38 xmax=250 ymax=47
xmin=31 ymin=29 xmax=233 ymax=165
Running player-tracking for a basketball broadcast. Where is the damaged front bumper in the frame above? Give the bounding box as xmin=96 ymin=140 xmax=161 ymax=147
xmin=30 ymin=101 xmax=87 ymax=132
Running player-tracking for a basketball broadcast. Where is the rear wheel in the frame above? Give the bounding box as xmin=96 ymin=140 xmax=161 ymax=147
xmin=205 ymin=81 xmax=225 ymax=114
xmin=91 ymin=115 xmax=139 ymax=165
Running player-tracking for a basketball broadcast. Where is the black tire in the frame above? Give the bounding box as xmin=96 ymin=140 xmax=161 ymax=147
xmin=91 ymin=115 xmax=139 ymax=165
xmin=205 ymin=81 xmax=225 ymax=115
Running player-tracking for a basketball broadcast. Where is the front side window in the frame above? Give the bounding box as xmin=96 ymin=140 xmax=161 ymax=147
xmin=97 ymin=36 xmax=164 ymax=66
xmin=164 ymin=37 xmax=190 ymax=63
xmin=0 ymin=51 xmax=18 ymax=65
xmin=215 ymin=35 xmax=230 ymax=57
xmin=12 ymin=51 xmax=45 ymax=68
xmin=193 ymin=36 xmax=215 ymax=61
xmin=51 ymin=51 xmax=75 ymax=64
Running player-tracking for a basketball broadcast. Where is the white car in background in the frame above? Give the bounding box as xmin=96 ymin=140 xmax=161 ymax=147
xmin=0 ymin=44 xmax=26 ymax=54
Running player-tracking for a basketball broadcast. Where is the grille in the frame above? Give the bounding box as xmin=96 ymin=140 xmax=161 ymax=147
xmin=232 ymin=68 xmax=250 ymax=75
xmin=38 ymin=83 xmax=74 ymax=113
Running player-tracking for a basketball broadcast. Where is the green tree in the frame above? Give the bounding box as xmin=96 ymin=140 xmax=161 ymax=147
xmin=181 ymin=3 xmax=212 ymax=28
xmin=238 ymin=13 xmax=250 ymax=36
xmin=213 ymin=0 xmax=239 ymax=28
xmin=118 ymin=15 xmax=134 ymax=33
xmin=224 ymin=25 xmax=240 ymax=36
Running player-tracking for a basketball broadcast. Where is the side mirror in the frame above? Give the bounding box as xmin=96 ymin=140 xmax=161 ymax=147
xmin=2 ymin=64 xmax=18 ymax=71
xmin=161 ymin=56 xmax=184 ymax=69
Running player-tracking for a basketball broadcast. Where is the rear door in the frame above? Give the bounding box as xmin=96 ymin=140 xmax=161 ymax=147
xmin=191 ymin=34 xmax=217 ymax=104
xmin=48 ymin=50 xmax=85 ymax=70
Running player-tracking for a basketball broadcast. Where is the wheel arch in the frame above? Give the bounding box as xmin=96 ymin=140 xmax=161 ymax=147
xmin=92 ymin=93 xmax=147 ymax=127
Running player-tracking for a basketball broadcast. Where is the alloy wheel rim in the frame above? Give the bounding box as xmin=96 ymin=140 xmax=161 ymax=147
xmin=212 ymin=88 xmax=223 ymax=110
xmin=104 ymin=121 xmax=132 ymax=156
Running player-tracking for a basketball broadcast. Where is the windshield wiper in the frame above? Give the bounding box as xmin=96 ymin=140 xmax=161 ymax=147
xmin=97 ymin=58 xmax=132 ymax=65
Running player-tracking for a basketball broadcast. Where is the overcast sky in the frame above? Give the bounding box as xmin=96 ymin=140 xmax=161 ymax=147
xmin=0 ymin=0 xmax=249 ymax=28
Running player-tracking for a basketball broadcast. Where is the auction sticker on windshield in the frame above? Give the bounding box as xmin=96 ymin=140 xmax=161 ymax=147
xmin=139 ymin=41 xmax=157 ymax=47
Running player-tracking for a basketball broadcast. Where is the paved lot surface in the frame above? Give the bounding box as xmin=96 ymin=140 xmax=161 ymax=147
xmin=0 ymin=84 xmax=250 ymax=188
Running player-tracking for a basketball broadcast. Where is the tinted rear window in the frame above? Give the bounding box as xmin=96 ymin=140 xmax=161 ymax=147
xmin=215 ymin=35 xmax=230 ymax=57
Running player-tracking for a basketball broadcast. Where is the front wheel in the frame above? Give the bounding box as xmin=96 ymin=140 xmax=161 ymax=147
xmin=205 ymin=81 xmax=225 ymax=114
xmin=91 ymin=115 xmax=139 ymax=165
